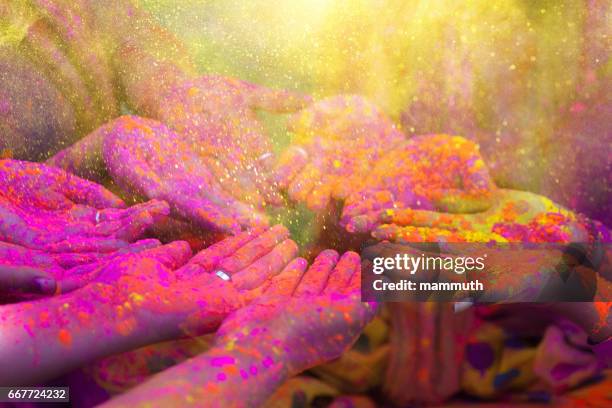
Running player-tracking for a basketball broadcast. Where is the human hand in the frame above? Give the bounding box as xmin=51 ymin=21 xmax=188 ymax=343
xmin=156 ymin=75 xmax=311 ymax=208
xmin=372 ymin=189 xmax=588 ymax=244
xmin=88 ymin=225 xmax=299 ymax=339
xmin=0 ymin=239 xmax=162 ymax=300
xmin=101 ymin=116 xmax=270 ymax=233
xmin=274 ymin=95 xmax=405 ymax=211
xmin=0 ymin=159 xmax=169 ymax=252
xmin=341 ymin=134 xmax=496 ymax=234
xmin=214 ymin=249 xmax=378 ymax=376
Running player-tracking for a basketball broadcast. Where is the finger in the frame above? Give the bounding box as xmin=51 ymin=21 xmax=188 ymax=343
xmin=250 ymin=165 xmax=284 ymax=207
xmin=217 ymin=225 xmax=290 ymax=274
xmin=232 ymin=239 xmax=299 ymax=290
xmin=98 ymin=201 xmax=169 ymax=239
xmin=51 ymin=252 xmax=104 ymax=269
xmin=170 ymin=194 xmax=242 ymax=234
xmin=372 ymin=224 xmax=486 ymax=244
xmin=324 ymin=251 xmax=360 ymax=295
xmin=44 ymin=237 xmax=132 ymax=253
xmin=62 ymin=171 xmax=126 ymax=209
xmin=55 ymin=243 xmax=159 ymax=272
xmin=380 ymin=208 xmax=466 ymax=229
xmin=95 ymin=209 xmax=155 ymax=241
xmin=178 ymin=228 xmax=266 ymax=279
xmin=273 ymin=146 xmax=308 ymax=189
xmin=55 ymin=239 xmax=164 ymax=288
xmin=306 ymin=180 xmax=333 ymax=211
xmin=0 ymin=264 xmax=57 ymax=295
xmin=114 ymin=239 xmax=163 ymax=254
xmin=123 ymin=200 xmax=170 ymax=221
xmin=343 ymin=211 xmax=383 ymax=234
xmin=204 ymin=156 xmax=267 ymax=208
xmin=139 ymin=240 xmax=192 ymax=270
xmin=287 ymin=163 xmax=320 ymax=203
xmin=113 ymin=209 xmax=155 ymax=241
xmin=262 ymin=257 xmax=308 ymax=296
xmin=331 ymin=175 xmax=362 ymax=201
xmin=341 ymin=190 xmax=394 ymax=221
xmin=433 ymin=189 xmax=494 ymax=213
xmin=294 ymin=249 xmax=339 ymax=296
xmin=348 ymin=263 xmax=362 ymax=293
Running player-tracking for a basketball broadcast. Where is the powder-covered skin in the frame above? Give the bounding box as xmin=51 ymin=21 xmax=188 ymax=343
xmin=371 ymin=189 xmax=591 ymax=244
xmin=341 ymin=134 xmax=496 ymax=234
xmin=49 ymin=84 xmax=310 ymax=233
xmin=274 ymin=95 xmax=406 ymax=211
xmin=0 ymin=1 xmax=610 ymax=403
xmin=0 ymin=159 xmax=172 ymax=297
xmin=272 ymin=96 xmax=496 ymax=235
xmin=0 ymin=225 xmax=300 ymax=386
xmin=101 ymin=250 xmax=377 ymax=408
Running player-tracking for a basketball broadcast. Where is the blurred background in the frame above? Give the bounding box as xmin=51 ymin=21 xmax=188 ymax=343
xmin=139 ymin=0 xmax=611 ymax=230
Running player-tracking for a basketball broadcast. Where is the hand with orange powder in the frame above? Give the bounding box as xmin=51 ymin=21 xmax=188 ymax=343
xmin=101 ymin=250 xmax=378 ymax=408
xmin=0 ymin=225 xmax=298 ymax=385
xmin=32 ymin=0 xmax=311 ymax=233
xmin=340 ymin=133 xmax=496 ymax=234
xmin=273 ymin=96 xmax=495 ymax=229
xmin=274 ymin=95 xmax=406 ymax=211
xmin=371 ymin=189 xmax=593 ymax=244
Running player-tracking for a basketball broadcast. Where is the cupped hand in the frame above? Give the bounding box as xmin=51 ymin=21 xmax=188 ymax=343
xmin=101 ymin=116 xmax=270 ymax=233
xmin=0 ymin=239 xmax=162 ymax=300
xmin=157 ymin=75 xmax=311 ymax=208
xmin=0 ymin=159 xmax=169 ymax=252
xmin=88 ymin=225 xmax=299 ymax=339
xmin=372 ymin=189 xmax=588 ymax=244
xmin=274 ymin=95 xmax=405 ymax=211
xmin=341 ymin=134 xmax=496 ymax=234
xmin=214 ymin=249 xmax=378 ymax=376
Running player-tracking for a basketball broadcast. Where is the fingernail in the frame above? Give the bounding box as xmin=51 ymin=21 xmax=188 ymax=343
xmin=33 ymin=278 xmax=57 ymax=295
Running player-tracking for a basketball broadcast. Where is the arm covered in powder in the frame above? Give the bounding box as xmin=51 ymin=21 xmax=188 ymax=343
xmin=0 ymin=227 xmax=299 ymax=385
xmin=103 ymin=251 xmax=378 ymax=408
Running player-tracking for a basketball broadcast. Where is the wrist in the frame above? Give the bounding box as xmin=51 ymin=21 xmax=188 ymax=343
xmin=213 ymin=329 xmax=291 ymax=378
xmin=78 ymin=283 xmax=169 ymax=346
xmin=197 ymin=342 xmax=289 ymax=406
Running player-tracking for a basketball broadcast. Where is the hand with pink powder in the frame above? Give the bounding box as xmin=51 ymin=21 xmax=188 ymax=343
xmin=49 ymin=92 xmax=311 ymax=233
xmin=0 ymin=226 xmax=298 ymax=385
xmin=0 ymin=238 xmax=162 ymax=301
xmin=102 ymin=250 xmax=377 ymax=408
xmin=155 ymin=75 xmax=311 ymax=208
xmin=0 ymin=159 xmax=169 ymax=252
xmin=0 ymin=159 xmax=173 ymax=298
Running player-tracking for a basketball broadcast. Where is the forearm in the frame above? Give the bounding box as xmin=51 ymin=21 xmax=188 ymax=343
xmin=103 ymin=344 xmax=288 ymax=408
xmin=96 ymin=1 xmax=197 ymax=116
xmin=0 ymin=284 xmax=166 ymax=385
xmin=113 ymin=41 xmax=195 ymax=117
